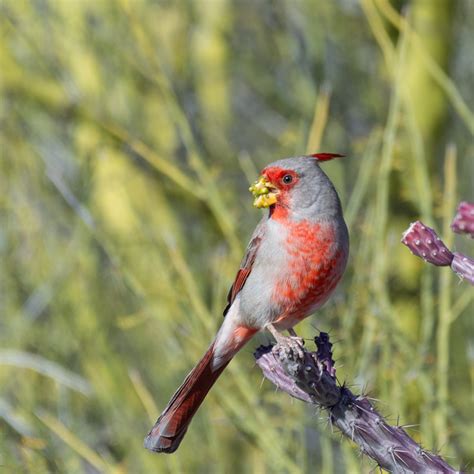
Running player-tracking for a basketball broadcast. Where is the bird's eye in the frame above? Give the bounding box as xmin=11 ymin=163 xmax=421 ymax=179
xmin=282 ymin=174 xmax=293 ymax=184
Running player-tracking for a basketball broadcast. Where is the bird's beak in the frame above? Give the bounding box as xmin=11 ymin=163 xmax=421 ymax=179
xmin=249 ymin=176 xmax=278 ymax=208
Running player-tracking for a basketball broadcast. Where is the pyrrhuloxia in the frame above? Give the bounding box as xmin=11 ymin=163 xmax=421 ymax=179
xmin=144 ymin=153 xmax=349 ymax=453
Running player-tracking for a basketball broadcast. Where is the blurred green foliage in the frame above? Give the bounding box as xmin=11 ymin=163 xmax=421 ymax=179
xmin=0 ymin=0 xmax=473 ymax=473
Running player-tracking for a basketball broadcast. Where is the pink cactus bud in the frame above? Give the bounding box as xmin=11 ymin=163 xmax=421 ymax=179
xmin=451 ymin=201 xmax=474 ymax=238
xmin=451 ymin=252 xmax=474 ymax=285
xmin=401 ymin=221 xmax=453 ymax=266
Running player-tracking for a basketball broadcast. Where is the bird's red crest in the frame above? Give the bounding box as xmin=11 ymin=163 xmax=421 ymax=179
xmin=310 ymin=153 xmax=345 ymax=162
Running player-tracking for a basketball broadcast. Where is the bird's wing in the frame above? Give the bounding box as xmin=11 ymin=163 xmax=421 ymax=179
xmin=223 ymin=218 xmax=266 ymax=316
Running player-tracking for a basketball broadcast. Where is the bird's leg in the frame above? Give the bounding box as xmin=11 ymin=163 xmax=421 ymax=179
xmin=266 ymin=323 xmax=304 ymax=359
xmin=266 ymin=322 xmax=282 ymax=340
xmin=287 ymin=327 xmax=305 ymax=346
xmin=288 ymin=327 xmax=306 ymax=350
xmin=288 ymin=328 xmax=300 ymax=338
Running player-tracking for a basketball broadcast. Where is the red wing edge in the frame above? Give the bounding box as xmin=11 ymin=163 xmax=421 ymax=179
xmin=223 ymin=235 xmax=262 ymax=316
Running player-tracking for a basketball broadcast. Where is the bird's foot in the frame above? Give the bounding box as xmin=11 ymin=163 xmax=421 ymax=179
xmin=272 ymin=336 xmax=305 ymax=361
xmin=266 ymin=324 xmax=305 ymax=360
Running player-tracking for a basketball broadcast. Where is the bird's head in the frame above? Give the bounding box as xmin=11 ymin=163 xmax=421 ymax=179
xmin=249 ymin=153 xmax=345 ymax=218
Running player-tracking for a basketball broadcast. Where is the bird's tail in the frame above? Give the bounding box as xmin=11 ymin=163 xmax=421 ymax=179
xmin=144 ymin=324 xmax=257 ymax=453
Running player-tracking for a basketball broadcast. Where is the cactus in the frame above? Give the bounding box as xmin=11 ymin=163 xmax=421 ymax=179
xmin=450 ymin=253 xmax=474 ymax=285
xmin=451 ymin=201 xmax=474 ymax=238
xmin=401 ymin=221 xmax=453 ymax=266
xmin=255 ymin=334 xmax=459 ymax=473
xmin=401 ymin=220 xmax=474 ymax=285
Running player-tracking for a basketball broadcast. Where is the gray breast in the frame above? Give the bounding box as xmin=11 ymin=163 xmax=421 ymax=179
xmin=238 ymin=219 xmax=288 ymax=327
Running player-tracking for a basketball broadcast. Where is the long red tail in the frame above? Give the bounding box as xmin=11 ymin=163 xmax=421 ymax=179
xmin=144 ymin=342 xmax=230 ymax=453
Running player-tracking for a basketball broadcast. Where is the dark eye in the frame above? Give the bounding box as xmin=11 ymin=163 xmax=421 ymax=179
xmin=282 ymin=174 xmax=293 ymax=184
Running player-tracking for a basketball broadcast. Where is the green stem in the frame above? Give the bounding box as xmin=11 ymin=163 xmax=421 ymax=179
xmin=435 ymin=145 xmax=456 ymax=450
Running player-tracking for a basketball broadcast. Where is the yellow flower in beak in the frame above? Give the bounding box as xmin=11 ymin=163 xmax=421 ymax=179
xmin=249 ymin=176 xmax=278 ymax=208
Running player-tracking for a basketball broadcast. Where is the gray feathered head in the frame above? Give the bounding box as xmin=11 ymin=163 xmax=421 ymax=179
xmin=249 ymin=153 xmax=345 ymax=219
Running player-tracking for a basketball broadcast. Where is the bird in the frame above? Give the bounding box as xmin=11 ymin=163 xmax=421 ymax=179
xmin=144 ymin=153 xmax=349 ymax=453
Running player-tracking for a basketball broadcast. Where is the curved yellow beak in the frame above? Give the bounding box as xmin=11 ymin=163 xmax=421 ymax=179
xmin=249 ymin=176 xmax=278 ymax=208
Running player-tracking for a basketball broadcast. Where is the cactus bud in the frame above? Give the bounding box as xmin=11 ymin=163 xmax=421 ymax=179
xmin=451 ymin=201 xmax=474 ymax=238
xmin=401 ymin=221 xmax=453 ymax=266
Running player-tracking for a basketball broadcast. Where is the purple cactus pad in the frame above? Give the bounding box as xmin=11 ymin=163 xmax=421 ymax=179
xmin=451 ymin=252 xmax=474 ymax=285
xmin=451 ymin=201 xmax=474 ymax=238
xmin=254 ymin=334 xmax=458 ymax=473
xmin=254 ymin=345 xmax=313 ymax=403
xmin=401 ymin=221 xmax=454 ymax=266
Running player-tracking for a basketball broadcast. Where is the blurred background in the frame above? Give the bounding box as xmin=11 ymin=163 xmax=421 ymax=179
xmin=1 ymin=0 xmax=473 ymax=472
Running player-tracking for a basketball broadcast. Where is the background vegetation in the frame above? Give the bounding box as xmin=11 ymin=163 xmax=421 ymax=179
xmin=1 ymin=0 xmax=473 ymax=472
